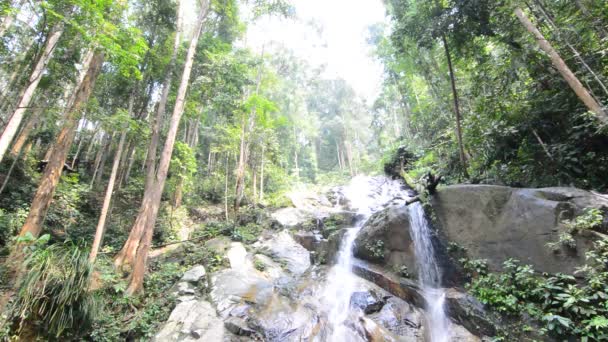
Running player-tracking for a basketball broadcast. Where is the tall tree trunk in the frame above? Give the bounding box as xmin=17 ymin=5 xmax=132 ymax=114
xmin=442 ymin=34 xmax=469 ymax=178
xmin=0 ymin=36 xmax=35 ymax=100
xmin=9 ymin=107 xmax=40 ymax=157
xmin=514 ymin=7 xmax=608 ymax=123
xmin=92 ymin=133 xmax=113 ymax=188
xmin=17 ymin=52 xmax=104 ymax=239
xmin=532 ymin=1 xmax=608 ymax=98
xmin=113 ymin=1 xmax=183 ymax=271
xmin=259 ymin=145 xmax=264 ymax=202
xmin=234 ymin=50 xmax=264 ymax=211
xmin=124 ymin=1 xmax=207 ymax=295
xmin=0 ymin=23 xmax=64 ymax=163
xmin=89 ymin=128 xmax=127 ymax=263
xmin=224 ymin=153 xmax=229 ymax=221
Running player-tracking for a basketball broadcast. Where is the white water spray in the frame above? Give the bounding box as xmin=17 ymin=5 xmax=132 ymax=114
xmin=322 ymin=176 xmax=405 ymax=341
xmin=322 ymin=176 xmax=451 ymax=341
xmin=409 ymin=202 xmax=451 ymax=342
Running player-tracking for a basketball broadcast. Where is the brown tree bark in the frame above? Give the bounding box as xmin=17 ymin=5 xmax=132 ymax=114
xmin=121 ymin=0 xmax=208 ymax=295
xmin=514 ymin=7 xmax=607 ymax=123
xmin=9 ymin=107 xmax=41 ymax=157
xmin=442 ymin=34 xmax=469 ymax=178
xmin=17 ymin=52 xmax=104 ymax=239
xmin=89 ymin=128 xmax=127 ymax=263
xmin=113 ymin=1 xmax=183 ymax=271
xmin=0 ymin=23 xmax=64 ymax=163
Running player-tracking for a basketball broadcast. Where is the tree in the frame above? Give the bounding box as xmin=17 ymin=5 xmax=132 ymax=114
xmin=0 ymin=22 xmax=65 ymax=163
xmin=514 ymin=7 xmax=607 ymax=124
xmin=118 ymin=0 xmax=209 ymax=294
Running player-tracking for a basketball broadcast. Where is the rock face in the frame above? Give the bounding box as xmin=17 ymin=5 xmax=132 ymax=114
xmin=352 ymin=204 xmax=417 ymax=274
xmin=432 ymin=185 xmax=608 ymax=273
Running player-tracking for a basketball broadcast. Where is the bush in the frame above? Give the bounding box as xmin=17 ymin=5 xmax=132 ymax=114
xmin=8 ymin=238 xmax=99 ymax=339
xmin=464 ymin=239 xmax=608 ymax=340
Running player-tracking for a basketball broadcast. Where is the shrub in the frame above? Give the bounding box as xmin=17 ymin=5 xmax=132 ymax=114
xmin=9 ymin=238 xmax=99 ymax=339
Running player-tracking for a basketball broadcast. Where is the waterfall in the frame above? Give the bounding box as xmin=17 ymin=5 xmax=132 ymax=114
xmin=322 ymin=176 xmax=451 ymax=341
xmin=409 ymin=202 xmax=451 ymax=342
xmin=322 ymin=176 xmax=403 ymax=341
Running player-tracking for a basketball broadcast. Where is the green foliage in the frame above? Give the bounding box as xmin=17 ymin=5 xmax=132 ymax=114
xmin=376 ymin=0 xmax=608 ymax=189
xmin=9 ymin=240 xmax=99 ymax=339
xmin=254 ymin=259 xmax=266 ymax=271
xmin=464 ymin=238 xmax=608 ymax=340
xmin=364 ymin=240 xmax=385 ymax=260
xmin=547 ymin=208 xmax=605 ymax=251
xmin=0 ymin=207 xmax=28 ymax=250
xmin=89 ymin=257 xmax=184 ymax=341
xmin=231 ymin=223 xmax=261 ymax=244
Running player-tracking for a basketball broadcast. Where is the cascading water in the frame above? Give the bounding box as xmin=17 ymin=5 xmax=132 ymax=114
xmin=409 ymin=202 xmax=451 ymax=342
xmin=322 ymin=176 xmax=405 ymax=341
xmin=322 ymin=176 xmax=451 ymax=341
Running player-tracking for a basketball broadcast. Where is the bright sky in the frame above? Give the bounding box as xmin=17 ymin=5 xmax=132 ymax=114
xmin=245 ymin=0 xmax=387 ymax=101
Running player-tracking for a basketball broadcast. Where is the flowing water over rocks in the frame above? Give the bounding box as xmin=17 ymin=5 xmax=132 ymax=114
xmin=155 ymin=176 xmax=484 ymax=342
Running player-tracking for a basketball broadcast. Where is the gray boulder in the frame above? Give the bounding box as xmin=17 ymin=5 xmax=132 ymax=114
xmin=182 ymin=265 xmax=206 ymax=284
xmin=353 ymin=204 xmax=417 ymax=273
xmin=153 ymin=299 xmax=224 ymax=341
xmin=432 ymin=185 xmax=608 ymax=273
xmin=350 ymin=290 xmax=385 ymax=314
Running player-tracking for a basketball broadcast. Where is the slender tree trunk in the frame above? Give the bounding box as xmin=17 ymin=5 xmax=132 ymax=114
xmin=514 ymin=7 xmax=607 ymax=123
xmin=113 ymin=1 xmax=183 ymax=271
xmin=0 ymin=149 xmax=22 ymax=194
xmin=89 ymin=128 xmax=127 ymax=263
xmin=259 ymin=145 xmax=264 ymax=202
xmin=532 ymin=1 xmax=608 ymax=98
xmin=442 ymin=34 xmax=469 ymax=178
xmin=9 ymin=108 xmax=40 ymax=157
xmin=224 ymin=153 xmax=229 ymax=220
xmin=17 ymin=52 xmax=104 ymax=240
xmin=124 ymin=1 xmax=207 ymax=295
xmin=252 ymin=165 xmax=257 ymax=206
xmin=0 ymin=23 xmax=64 ymax=163
xmin=0 ymin=36 xmax=35 ymax=100
xmin=234 ymin=50 xmax=264 ymax=211
xmin=336 ymin=142 xmax=342 ymax=170
xmin=93 ymin=133 xmax=113 ymax=188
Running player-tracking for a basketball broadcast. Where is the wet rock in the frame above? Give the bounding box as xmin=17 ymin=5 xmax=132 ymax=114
xmin=256 ymin=230 xmax=310 ymax=276
xmin=181 ymin=265 xmax=206 ymax=284
xmin=352 ymin=260 xmax=496 ymax=338
xmin=293 ymin=230 xmax=317 ymax=251
xmin=210 ymin=268 xmax=274 ymax=317
xmin=350 ymin=291 xmax=385 ymax=314
xmin=367 ymin=297 xmax=423 ymax=339
xmin=224 ymin=317 xmax=255 ymax=336
xmin=445 ymin=288 xmax=497 ymax=337
xmin=253 ymin=254 xmax=289 ymax=282
xmin=227 ymin=242 xmax=253 ymax=270
xmin=271 ymin=208 xmax=317 ymax=230
xmin=154 ymin=299 xmax=224 ymax=341
xmin=352 ymin=260 xmax=425 ymax=308
xmin=315 ymin=228 xmax=346 ymax=264
xmin=432 ymin=185 xmax=608 ymax=273
xmin=353 ymin=204 xmax=418 ymax=274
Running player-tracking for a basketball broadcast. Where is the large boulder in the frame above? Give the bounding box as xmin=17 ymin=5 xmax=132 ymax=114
xmin=153 ymin=299 xmax=225 ymax=341
xmin=432 ymin=185 xmax=608 ymax=274
xmin=352 ymin=204 xmax=417 ymax=274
